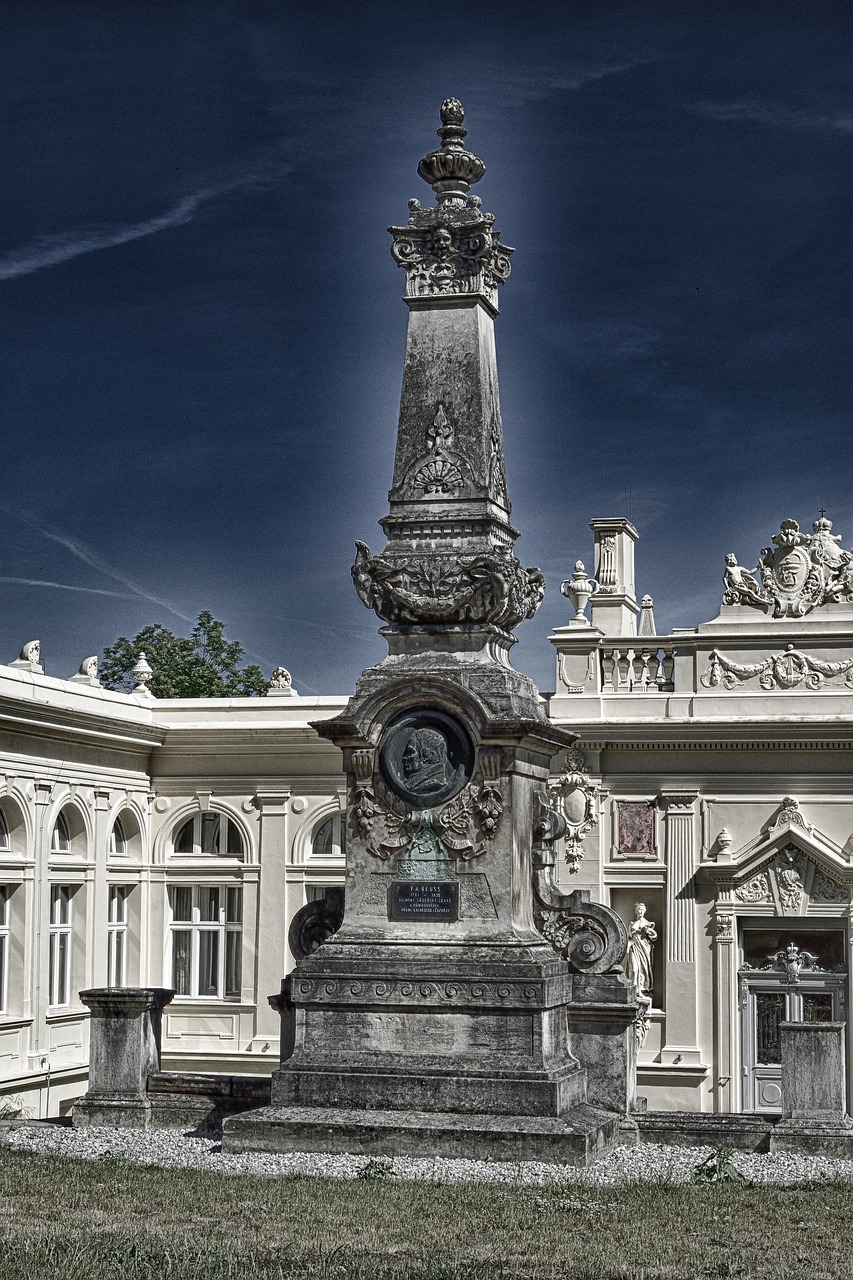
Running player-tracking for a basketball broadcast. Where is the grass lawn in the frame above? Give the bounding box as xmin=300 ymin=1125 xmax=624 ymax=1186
xmin=0 ymin=1146 xmax=849 ymax=1280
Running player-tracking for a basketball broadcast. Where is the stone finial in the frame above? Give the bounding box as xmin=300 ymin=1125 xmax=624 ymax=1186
xmin=266 ymin=666 xmax=295 ymax=697
xmin=70 ymin=656 xmax=100 ymax=686
xmin=560 ymin=561 xmax=599 ymax=627
xmin=132 ymin=653 xmax=154 ymax=698
xmin=9 ymin=640 xmax=43 ymax=674
xmin=638 ymin=595 xmax=656 ymax=637
xmin=417 ymin=99 xmax=485 ymax=204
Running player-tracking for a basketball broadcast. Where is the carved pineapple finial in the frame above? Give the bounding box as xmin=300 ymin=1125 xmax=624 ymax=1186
xmin=417 ymin=99 xmax=485 ymax=204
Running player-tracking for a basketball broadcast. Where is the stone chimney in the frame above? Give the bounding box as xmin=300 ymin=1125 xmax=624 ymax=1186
xmin=589 ymin=518 xmax=640 ymax=636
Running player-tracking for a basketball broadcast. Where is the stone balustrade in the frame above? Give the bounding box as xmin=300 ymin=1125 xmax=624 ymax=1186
xmin=600 ymin=646 xmax=676 ymax=694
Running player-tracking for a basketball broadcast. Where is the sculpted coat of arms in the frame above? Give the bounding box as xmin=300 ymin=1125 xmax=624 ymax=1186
xmin=723 ymin=515 xmax=853 ymax=618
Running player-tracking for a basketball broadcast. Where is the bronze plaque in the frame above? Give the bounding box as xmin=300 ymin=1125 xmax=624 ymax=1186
xmin=388 ymin=881 xmax=459 ymax=922
xmin=379 ymin=709 xmax=473 ymax=808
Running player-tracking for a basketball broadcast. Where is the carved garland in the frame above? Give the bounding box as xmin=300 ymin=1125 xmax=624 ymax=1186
xmin=701 ymin=645 xmax=853 ymax=691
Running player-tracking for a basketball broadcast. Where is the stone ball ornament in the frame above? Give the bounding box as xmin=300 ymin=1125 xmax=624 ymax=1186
xmin=379 ymin=709 xmax=474 ymax=808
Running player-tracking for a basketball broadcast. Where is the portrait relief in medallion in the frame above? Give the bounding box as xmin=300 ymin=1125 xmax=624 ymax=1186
xmin=379 ymin=710 xmax=474 ymax=808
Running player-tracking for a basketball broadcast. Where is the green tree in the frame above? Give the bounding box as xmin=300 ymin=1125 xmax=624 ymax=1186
xmin=100 ymin=611 xmax=267 ymax=698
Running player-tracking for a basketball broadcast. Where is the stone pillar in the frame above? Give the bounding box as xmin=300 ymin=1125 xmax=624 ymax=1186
xmin=772 ymin=1022 xmax=853 ymax=1156
xmin=570 ymin=972 xmax=638 ymax=1114
xmin=660 ymin=792 xmax=703 ymax=1066
xmin=90 ymin=789 xmax=112 ymax=987
xmin=589 ymin=519 xmax=639 ymax=636
xmin=73 ymin=988 xmax=173 ymax=1129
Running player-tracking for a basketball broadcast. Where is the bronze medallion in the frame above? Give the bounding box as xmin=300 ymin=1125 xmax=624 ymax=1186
xmin=379 ymin=709 xmax=473 ymax=808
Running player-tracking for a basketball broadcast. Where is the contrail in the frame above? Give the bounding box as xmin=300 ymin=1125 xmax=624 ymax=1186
xmin=0 ymin=577 xmax=138 ymax=598
xmin=0 ymin=501 xmax=194 ymax=623
xmin=0 ymin=165 xmax=289 ymax=283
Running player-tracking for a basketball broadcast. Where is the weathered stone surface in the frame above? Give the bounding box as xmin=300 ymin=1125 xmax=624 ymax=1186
xmin=635 ymin=1112 xmax=774 ymax=1152
xmin=224 ymin=1103 xmax=625 ymax=1165
xmin=222 ymin=102 xmax=634 ymax=1166
xmin=146 ymin=1072 xmax=270 ymax=1132
xmin=771 ymin=1020 xmax=853 ymax=1157
xmin=73 ymin=987 xmax=173 ymax=1130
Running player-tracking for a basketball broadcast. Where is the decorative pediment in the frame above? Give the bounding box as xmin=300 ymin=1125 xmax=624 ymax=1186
xmin=721 ymin=514 xmax=853 ymax=618
xmin=706 ymin=802 xmax=851 ymax=914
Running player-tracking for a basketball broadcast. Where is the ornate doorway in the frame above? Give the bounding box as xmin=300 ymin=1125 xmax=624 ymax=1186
xmin=740 ymin=929 xmax=846 ymax=1114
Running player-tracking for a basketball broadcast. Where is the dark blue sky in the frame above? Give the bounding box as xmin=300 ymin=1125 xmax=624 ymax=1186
xmin=1 ymin=1 xmax=850 ymax=694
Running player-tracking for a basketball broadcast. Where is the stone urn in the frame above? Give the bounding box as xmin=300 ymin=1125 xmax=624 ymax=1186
xmin=561 ymin=561 xmax=599 ymax=626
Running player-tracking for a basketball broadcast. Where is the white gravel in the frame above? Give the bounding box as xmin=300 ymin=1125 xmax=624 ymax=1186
xmin=4 ymin=1122 xmax=853 ymax=1186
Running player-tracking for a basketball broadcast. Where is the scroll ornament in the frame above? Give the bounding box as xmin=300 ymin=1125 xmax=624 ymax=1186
xmin=531 ymin=792 xmax=628 ymax=973
xmin=547 ymin=748 xmax=599 ymax=872
xmin=701 ymin=644 xmax=853 ymax=691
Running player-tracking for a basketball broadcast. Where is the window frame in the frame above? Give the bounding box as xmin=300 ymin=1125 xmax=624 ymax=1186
xmin=0 ymin=887 xmax=9 ymax=1014
xmin=48 ymin=886 xmax=73 ymax=1008
xmin=171 ymin=812 xmax=245 ymax=860
xmin=109 ymin=817 xmax=128 ymax=858
xmin=50 ymin=811 xmax=71 ymax=855
xmin=106 ymin=885 xmax=130 ymax=986
xmin=167 ymin=884 xmax=243 ymax=1001
xmin=311 ymin=813 xmax=346 ymax=860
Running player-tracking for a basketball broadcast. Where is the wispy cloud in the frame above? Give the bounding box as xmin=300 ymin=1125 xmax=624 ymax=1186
xmin=688 ymin=98 xmax=853 ymax=133
xmin=0 ymin=577 xmax=137 ymax=598
xmin=0 ymin=163 xmax=290 ymax=283
xmin=0 ymin=501 xmax=193 ymax=623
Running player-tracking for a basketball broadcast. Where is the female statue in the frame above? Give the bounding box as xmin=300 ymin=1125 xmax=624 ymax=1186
xmin=625 ymin=902 xmax=657 ymax=999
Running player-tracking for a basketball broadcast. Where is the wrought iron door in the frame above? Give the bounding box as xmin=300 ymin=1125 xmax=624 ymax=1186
xmin=741 ymin=937 xmax=845 ymax=1113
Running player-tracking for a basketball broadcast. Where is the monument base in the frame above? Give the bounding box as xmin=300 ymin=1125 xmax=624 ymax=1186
xmin=222 ymin=1102 xmax=626 ymax=1165
xmin=771 ymin=1116 xmax=853 ymax=1159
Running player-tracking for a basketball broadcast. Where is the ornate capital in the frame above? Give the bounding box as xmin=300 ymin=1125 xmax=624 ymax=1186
xmin=388 ymin=101 xmax=513 ymax=309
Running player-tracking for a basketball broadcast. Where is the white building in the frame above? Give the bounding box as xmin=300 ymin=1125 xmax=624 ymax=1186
xmin=2 ymin=508 xmax=852 ymax=1120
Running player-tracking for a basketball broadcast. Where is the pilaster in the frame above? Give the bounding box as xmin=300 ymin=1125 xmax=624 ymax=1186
xmin=589 ymin=519 xmax=640 ymax=637
xmin=660 ymin=791 xmax=703 ymax=1064
xmin=252 ymin=790 xmax=291 ymax=1046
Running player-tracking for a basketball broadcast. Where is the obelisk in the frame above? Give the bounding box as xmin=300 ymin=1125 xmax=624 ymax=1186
xmin=224 ymin=101 xmax=633 ymax=1163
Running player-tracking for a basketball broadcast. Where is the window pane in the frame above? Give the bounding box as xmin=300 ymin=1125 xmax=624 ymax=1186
xmin=226 ymin=887 xmax=242 ymax=924
xmin=51 ymin=886 xmax=70 ymax=925
xmin=109 ymin=886 xmax=128 ymax=923
xmin=108 ymin=929 xmax=125 ymax=987
xmin=0 ymin=886 xmax=7 ymax=927
xmin=0 ymin=810 xmax=10 ymax=851
xmin=225 ymin=930 xmax=241 ymax=999
xmin=802 ymin=992 xmax=834 ymax=1024
xmin=201 ymin=813 xmax=220 ymax=856
xmin=0 ymin=935 xmax=7 ymax=1012
xmin=756 ymin=992 xmax=785 ymax=1065
xmin=174 ymin=818 xmax=194 ymax=854
xmin=197 ymin=931 xmax=219 ymax=997
xmin=199 ymin=886 xmax=220 ymax=922
xmin=55 ymin=932 xmax=69 ymax=1006
xmin=226 ymin=820 xmax=243 ymax=858
xmin=172 ymin=930 xmax=192 ymax=995
xmin=110 ymin=817 xmax=127 ymax=856
xmin=52 ymin=813 xmax=70 ymax=853
xmin=312 ymin=817 xmax=334 ymax=859
xmin=171 ymin=886 xmax=192 ymax=922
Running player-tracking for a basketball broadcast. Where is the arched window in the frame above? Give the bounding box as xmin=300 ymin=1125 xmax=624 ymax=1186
xmin=109 ymin=817 xmax=127 ymax=857
xmin=311 ymin=814 xmax=346 ymax=859
xmin=0 ymin=809 xmax=9 ymax=852
xmin=50 ymin=811 xmax=71 ymax=854
xmin=172 ymin=811 xmax=244 ymax=859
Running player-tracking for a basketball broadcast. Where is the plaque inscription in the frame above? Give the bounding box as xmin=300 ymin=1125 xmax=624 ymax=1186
xmin=388 ymin=881 xmax=459 ymax=922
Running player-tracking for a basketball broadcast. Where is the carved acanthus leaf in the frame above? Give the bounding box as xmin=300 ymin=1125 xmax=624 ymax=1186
xmin=735 ymin=871 xmax=772 ymax=904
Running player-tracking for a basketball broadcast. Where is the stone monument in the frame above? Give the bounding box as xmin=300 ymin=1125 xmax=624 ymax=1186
xmin=224 ymin=101 xmax=636 ymax=1163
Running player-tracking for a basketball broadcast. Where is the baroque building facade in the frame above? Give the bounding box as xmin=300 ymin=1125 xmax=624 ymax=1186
xmin=3 ymin=510 xmax=852 ymax=1120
